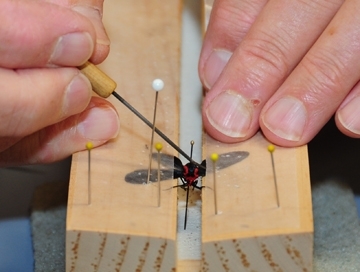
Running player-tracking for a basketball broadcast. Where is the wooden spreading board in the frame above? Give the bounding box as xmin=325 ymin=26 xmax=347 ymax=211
xmin=202 ymin=134 xmax=313 ymax=271
xmin=67 ymin=1 xmax=180 ymax=271
xmin=66 ymin=0 xmax=313 ymax=271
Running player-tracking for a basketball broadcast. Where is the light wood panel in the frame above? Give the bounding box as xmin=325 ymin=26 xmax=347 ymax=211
xmin=66 ymin=0 xmax=181 ymax=271
xmin=201 ymin=134 xmax=313 ymax=271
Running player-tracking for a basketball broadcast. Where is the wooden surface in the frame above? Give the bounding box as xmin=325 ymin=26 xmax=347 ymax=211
xmin=66 ymin=0 xmax=181 ymax=271
xmin=67 ymin=0 xmax=313 ymax=271
xmin=202 ymin=134 xmax=313 ymax=271
xmin=78 ymin=61 xmax=117 ymax=98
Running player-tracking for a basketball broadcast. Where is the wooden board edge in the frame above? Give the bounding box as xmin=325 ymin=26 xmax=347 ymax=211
xmin=66 ymin=229 xmax=176 ymax=271
xmin=201 ymin=231 xmax=313 ymax=271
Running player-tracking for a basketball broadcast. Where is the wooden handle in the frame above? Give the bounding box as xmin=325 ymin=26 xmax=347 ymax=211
xmin=78 ymin=61 xmax=117 ymax=98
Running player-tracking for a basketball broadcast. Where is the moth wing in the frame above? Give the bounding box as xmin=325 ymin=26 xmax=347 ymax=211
xmin=125 ymin=153 xmax=183 ymax=184
xmin=173 ymin=156 xmax=185 ymax=179
xmin=125 ymin=169 xmax=174 ymax=184
xmin=206 ymin=151 xmax=249 ymax=173
xmin=151 ymin=153 xmax=175 ymax=168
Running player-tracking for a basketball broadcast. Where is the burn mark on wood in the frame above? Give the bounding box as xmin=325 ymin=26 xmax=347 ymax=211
xmin=69 ymin=232 xmax=81 ymax=272
xmin=91 ymin=233 xmax=107 ymax=271
xmin=201 ymin=251 xmax=210 ymax=272
xmin=285 ymin=237 xmax=307 ymax=271
xmin=154 ymin=240 xmax=167 ymax=271
xmin=214 ymin=242 xmax=230 ymax=272
xmin=232 ymin=239 xmax=250 ymax=268
xmin=136 ymin=241 xmax=150 ymax=271
xmin=115 ymin=236 xmax=130 ymax=272
xmin=261 ymin=243 xmax=282 ymax=272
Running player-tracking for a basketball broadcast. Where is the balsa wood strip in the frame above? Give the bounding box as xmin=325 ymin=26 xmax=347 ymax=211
xmin=201 ymin=133 xmax=313 ymax=271
xmin=66 ymin=1 xmax=182 ymax=271
xmin=201 ymin=1 xmax=313 ymax=271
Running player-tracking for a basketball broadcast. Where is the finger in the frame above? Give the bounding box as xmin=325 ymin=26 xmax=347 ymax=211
xmin=0 ymin=67 xmax=92 ymax=138
xmin=260 ymin=0 xmax=360 ymax=146
xmin=0 ymin=137 xmax=21 ymax=154
xmin=0 ymin=0 xmax=96 ymax=68
xmin=44 ymin=0 xmax=110 ymax=64
xmin=202 ymin=0 xmax=343 ymax=143
xmin=335 ymin=81 xmax=360 ymax=138
xmin=0 ymin=97 xmax=120 ymax=167
xmin=199 ymin=0 xmax=268 ymax=89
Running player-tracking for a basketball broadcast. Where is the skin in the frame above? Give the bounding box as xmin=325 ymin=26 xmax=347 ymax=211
xmin=4 ymin=0 xmax=359 ymax=165
xmin=199 ymin=0 xmax=360 ymax=147
xmin=0 ymin=0 xmax=119 ymax=166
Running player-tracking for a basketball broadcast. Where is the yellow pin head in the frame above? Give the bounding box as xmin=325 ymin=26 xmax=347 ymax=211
xmin=268 ymin=144 xmax=275 ymax=153
xmin=86 ymin=142 xmax=94 ymax=150
xmin=210 ymin=153 xmax=219 ymax=162
xmin=155 ymin=142 xmax=163 ymax=152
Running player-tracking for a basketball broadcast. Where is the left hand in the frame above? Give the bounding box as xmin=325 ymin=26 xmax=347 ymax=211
xmin=0 ymin=0 xmax=119 ymax=166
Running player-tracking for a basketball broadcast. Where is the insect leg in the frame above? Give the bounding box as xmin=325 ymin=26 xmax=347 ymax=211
xmin=173 ymin=178 xmax=187 ymax=191
xmin=184 ymin=184 xmax=190 ymax=230
xmin=192 ymin=180 xmax=204 ymax=190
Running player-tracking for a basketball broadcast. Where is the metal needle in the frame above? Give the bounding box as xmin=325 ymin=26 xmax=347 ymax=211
xmin=268 ymin=144 xmax=280 ymax=207
xmin=211 ymin=153 xmax=219 ymax=215
xmin=79 ymin=62 xmax=203 ymax=168
xmin=155 ymin=143 xmax=163 ymax=207
xmin=86 ymin=142 xmax=94 ymax=205
xmin=111 ymin=91 xmax=203 ymax=169
xmin=147 ymin=79 xmax=164 ymax=184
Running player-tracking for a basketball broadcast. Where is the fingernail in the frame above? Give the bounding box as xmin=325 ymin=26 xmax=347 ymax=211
xmin=78 ymin=106 xmax=119 ymax=141
xmin=262 ymin=97 xmax=307 ymax=141
xmin=204 ymin=49 xmax=232 ymax=88
xmin=206 ymin=90 xmax=251 ymax=138
xmin=63 ymin=73 xmax=92 ymax=116
xmin=72 ymin=6 xmax=110 ymax=46
xmin=338 ymin=96 xmax=360 ymax=134
xmin=50 ymin=32 xmax=94 ymax=66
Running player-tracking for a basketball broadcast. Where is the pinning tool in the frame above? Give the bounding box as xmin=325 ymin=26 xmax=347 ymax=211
xmin=79 ymin=62 xmax=202 ymax=168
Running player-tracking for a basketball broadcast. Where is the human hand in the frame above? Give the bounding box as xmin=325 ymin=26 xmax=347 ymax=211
xmin=199 ymin=0 xmax=360 ymax=147
xmin=0 ymin=0 xmax=119 ymax=166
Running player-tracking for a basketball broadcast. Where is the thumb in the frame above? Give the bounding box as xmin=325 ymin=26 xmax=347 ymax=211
xmin=45 ymin=0 xmax=110 ymax=64
xmin=0 ymin=0 xmax=96 ymax=68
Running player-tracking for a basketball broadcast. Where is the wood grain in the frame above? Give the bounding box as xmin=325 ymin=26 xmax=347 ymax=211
xmin=78 ymin=61 xmax=117 ymax=98
xmin=66 ymin=0 xmax=181 ymax=271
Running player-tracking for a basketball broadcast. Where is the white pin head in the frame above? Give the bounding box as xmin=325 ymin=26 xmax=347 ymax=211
xmin=152 ymin=79 xmax=164 ymax=91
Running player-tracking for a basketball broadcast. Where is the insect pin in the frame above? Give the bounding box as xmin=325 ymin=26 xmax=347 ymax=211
xmin=147 ymin=79 xmax=164 ymax=184
xmin=268 ymin=144 xmax=279 ymax=207
xmin=210 ymin=153 xmax=219 ymax=215
xmin=155 ymin=142 xmax=163 ymax=207
xmin=172 ymin=141 xmax=206 ymax=230
xmin=86 ymin=141 xmax=94 ymax=205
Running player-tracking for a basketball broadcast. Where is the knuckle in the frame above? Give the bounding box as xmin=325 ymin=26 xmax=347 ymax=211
xmin=241 ymin=30 xmax=291 ymax=81
xmin=298 ymin=0 xmax=342 ymax=14
xmin=212 ymin=0 xmax=262 ymax=39
xmin=301 ymin=49 xmax=347 ymax=97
